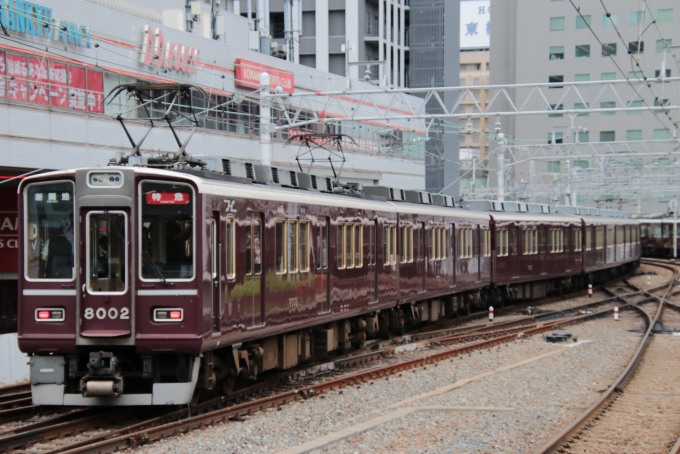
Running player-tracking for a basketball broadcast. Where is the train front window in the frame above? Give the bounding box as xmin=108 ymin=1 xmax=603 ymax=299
xmin=140 ymin=181 xmax=194 ymax=281
xmin=25 ymin=181 xmax=75 ymax=280
xmin=87 ymin=212 xmax=127 ymax=293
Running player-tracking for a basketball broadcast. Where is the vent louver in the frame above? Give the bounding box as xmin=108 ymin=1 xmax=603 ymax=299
xmin=311 ymin=175 xmax=318 ymax=189
xmin=245 ymin=163 xmax=254 ymax=180
xmin=222 ymin=159 xmax=231 ymax=175
xmin=271 ymin=167 xmax=279 ymax=183
xmin=326 ymin=178 xmax=333 ymax=192
xmin=290 ymin=171 xmax=298 ymax=187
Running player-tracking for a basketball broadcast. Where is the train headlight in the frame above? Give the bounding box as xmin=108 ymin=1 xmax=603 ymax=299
xmin=35 ymin=308 xmax=65 ymax=322
xmin=153 ymin=308 xmax=184 ymax=322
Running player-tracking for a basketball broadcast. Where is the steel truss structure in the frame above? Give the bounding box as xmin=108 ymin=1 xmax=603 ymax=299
xmin=268 ymin=78 xmax=680 ymax=136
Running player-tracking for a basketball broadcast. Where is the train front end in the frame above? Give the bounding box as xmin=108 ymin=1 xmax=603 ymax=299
xmin=18 ymin=168 xmax=203 ymax=405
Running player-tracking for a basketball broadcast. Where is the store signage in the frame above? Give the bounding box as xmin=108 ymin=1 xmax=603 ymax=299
xmin=0 ymin=0 xmax=91 ymax=48
xmin=235 ymin=58 xmax=294 ymax=94
xmin=460 ymin=0 xmax=490 ymax=50
xmin=140 ymin=25 xmax=200 ymax=75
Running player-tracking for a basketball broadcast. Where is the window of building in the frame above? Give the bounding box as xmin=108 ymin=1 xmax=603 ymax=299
xmin=575 ymin=44 xmax=591 ymax=58
xmin=600 ymin=101 xmax=616 ymax=116
xmin=550 ymin=17 xmax=565 ymax=30
xmin=496 ymin=229 xmax=509 ymax=257
xmin=473 ymin=77 xmax=480 ymax=85
xmin=629 ymin=11 xmax=645 ymax=25
xmin=600 ymin=131 xmax=616 ymax=142
xmin=655 ymin=69 xmax=672 ymax=78
xmin=576 ymin=15 xmax=591 ymax=29
xmin=460 ymin=64 xmax=467 ymax=71
xmin=602 ymin=43 xmax=617 ymax=56
xmin=657 ymin=39 xmax=672 ymax=53
xmin=549 ymin=46 xmax=565 ymax=60
xmin=602 ymin=12 xmax=619 ymax=27
xmin=626 ymin=129 xmax=643 ymax=141
xmin=549 ymin=104 xmax=563 ymax=117
xmin=629 ymin=41 xmax=644 ymax=54
xmin=548 ymin=161 xmax=561 ymax=173
xmin=549 ymin=75 xmax=564 ymax=88
xmin=627 ymin=99 xmax=643 ymax=114
xmin=657 ymin=9 xmax=673 ymax=23
xmin=628 ymin=71 xmax=644 ymax=81
xmin=575 ymin=73 xmax=590 ymax=86
xmin=473 ymin=135 xmax=480 ymax=143
xmin=548 ymin=132 xmax=564 ymax=144
xmin=574 ymin=160 xmax=589 ymax=169
xmin=459 ymin=78 xmax=466 ymax=86
xmin=601 ymin=72 xmax=617 ymax=81
xmin=578 ymin=131 xmax=590 ymax=143
xmin=654 ymin=129 xmax=671 ymax=140
xmin=574 ymin=102 xmax=589 ymax=116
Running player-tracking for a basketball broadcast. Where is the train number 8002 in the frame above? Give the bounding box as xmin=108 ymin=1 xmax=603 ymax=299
xmin=84 ymin=307 xmax=130 ymax=320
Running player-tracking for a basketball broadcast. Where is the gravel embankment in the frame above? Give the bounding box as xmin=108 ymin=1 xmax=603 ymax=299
xmin=135 ymin=310 xmax=646 ymax=454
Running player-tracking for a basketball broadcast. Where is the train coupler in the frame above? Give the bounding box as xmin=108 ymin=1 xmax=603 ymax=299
xmin=80 ymin=351 xmax=124 ymax=397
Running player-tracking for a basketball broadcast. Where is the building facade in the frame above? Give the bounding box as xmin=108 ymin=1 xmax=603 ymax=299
xmin=490 ymin=0 xmax=679 ymax=210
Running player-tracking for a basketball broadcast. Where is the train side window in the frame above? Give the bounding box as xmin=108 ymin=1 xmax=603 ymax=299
xmin=482 ymin=228 xmax=491 ymax=257
xmin=606 ymin=227 xmax=614 ymax=248
xmin=287 ymin=221 xmax=298 ymax=273
xmin=226 ymin=218 xmax=235 ymax=279
xmin=469 ymin=228 xmax=475 ymax=257
xmin=299 ymin=221 xmax=309 ymax=272
xmin=368 ymin=223 xmax=376 ymax=265
xmin=317 ymin=222 xmax=328 ymax=270
xmin=459 ymin=228 xmax=466 ymax=259
xmin=574 ymin=229 xmax=582 ymax=252
xmin=338 ymin=223 xmax=346 ymax=269
xmin=253 ymin=219 xmax=262 ymax=275
xmin=275 ymin=220 xmax=286 ymax=273
xmin=441 ymin=227 xmax=447 ymax=259
xmin=345 ymin=224 xmax=354 ymax=269
xmin=663 ymin=224 xmax=671 ymax=238
xmin=401 ymin=225 xmax=408 ymax=264
xmin=390 ymin=225 xmax=397 ymax=265
xmin=451 ymin=226 xmax=456 ymax=259
xmin=586 ymin=228 xmax=592 ymax=251
xmin=408 ymin=226 xmax=414 ymax=262
xmin=640 ymin=225 xmax=647 ymax=238
xmin=523 ymin=230 xmax=528 ymax=255
xmin=496 ymin=229 xmax=508 ymax=257
xmin=383 ymin=226 xmax=389 ymax=266
xmin=354 ymin=223 xmax=362 ymax=268
xmin=245 ymin=220 xmax=252 ymax=275
xmin=595 ymin=228 xmax=604 ymax=250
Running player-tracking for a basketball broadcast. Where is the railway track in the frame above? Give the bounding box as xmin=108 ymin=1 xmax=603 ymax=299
xmin=537 ymin=259 xmax=680 ymax=453
xmin=0 ymin=275 xmax=649 ymax=454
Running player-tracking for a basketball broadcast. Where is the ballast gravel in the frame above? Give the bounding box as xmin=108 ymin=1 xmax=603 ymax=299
xmin=135 ymin=309 xmax=648 ymax=454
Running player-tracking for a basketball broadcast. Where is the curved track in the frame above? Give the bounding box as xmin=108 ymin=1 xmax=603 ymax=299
xmin=537 ymin=259 xmax=680 ymax=453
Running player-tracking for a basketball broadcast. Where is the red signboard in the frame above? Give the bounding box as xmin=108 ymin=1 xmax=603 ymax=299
xmin=48 ymin=60 xmax=68 ymax=108
xmin=145 ymin=192 xmax=191 ymax=205
xmin=86 ymin=69 xmax=104 ymax=114
xmin=68 ymin=65 xmax=87 ymax=111
xmin=0 ymin=51 xmax=5 ymax=99
xmin=28 ymin=57 xmax=49 ymax=105
xmin=0 ymin=186 xmax=18 ymax=274
xmin=7 ymin=53 xmax=28 ymax=102
xmin=235 ymin=58 xmax=294 ymax=94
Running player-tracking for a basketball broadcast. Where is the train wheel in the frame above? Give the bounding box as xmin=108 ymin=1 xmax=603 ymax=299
xmin=222 ymin=378 xmax=236 ymax=395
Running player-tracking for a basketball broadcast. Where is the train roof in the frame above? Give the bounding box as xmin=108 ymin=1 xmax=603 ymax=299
xmin=488 ymin=212 xmax=581 ymax=223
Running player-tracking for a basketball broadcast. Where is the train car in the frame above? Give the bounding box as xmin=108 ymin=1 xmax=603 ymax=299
xmin=17 ymin=164 xmax=640 ymax=406
xmin=639 ymin=218 xmax=680 ymax=258
xmin=581 ymin=215 xmax=640 ymax=282
xmin=489 ymin=209 xmax=582 ymax=300
xmin=18 ymin=166 xmax=494 ymax=406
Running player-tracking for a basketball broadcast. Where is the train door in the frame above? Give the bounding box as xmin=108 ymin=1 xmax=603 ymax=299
xmin=80 ymin=209 xmax=131 ymax=337
xmin=245 ymin=212 xmax=264 ymax=328
xmin=451 ymin=223 xmax=456 ymax=287
xmin=315 ymin=218 xmax=330 ymax=313
xmin=420 ymin=221 xmax=427 ymax=292
xmin=209 ymin=212 xmax=221 ymax=334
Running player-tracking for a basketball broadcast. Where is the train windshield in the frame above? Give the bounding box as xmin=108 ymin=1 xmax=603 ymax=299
xmin=140 ymin=181 xmax=195 ymax=281
xmin=24 ymin=181 xmax=75 ymax=280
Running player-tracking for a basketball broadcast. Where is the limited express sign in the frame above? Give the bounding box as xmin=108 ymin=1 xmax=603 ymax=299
xmin=235 ymin=59 xmax=294 ymax=94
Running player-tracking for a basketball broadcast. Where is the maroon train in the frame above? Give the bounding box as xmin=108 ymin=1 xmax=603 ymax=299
xmin=17 ymin=166 xmax=640 ymax=405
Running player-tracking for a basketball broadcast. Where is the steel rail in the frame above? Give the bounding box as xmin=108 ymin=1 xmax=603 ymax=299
xmin=535 ymin=262 xmax=677 ymax=454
